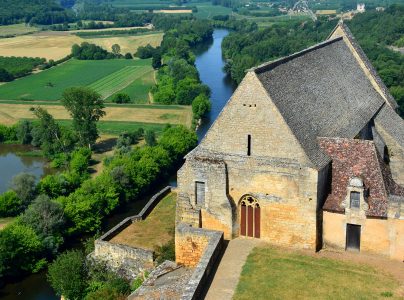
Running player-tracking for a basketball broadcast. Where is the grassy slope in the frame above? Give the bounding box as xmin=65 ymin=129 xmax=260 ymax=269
xmin=110 ymin=192 xmax=176 ymax=249
xmin=0 ymin=24 xmax=40 ymax=36
xmin=0 ymin=59 xmax=152 ymax=101
xmin=234 ymin=246 xmax=401 ymax=300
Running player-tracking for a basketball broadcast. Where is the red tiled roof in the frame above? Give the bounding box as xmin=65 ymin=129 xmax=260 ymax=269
xmin=318 ymin=138 xmax=404 ymax=217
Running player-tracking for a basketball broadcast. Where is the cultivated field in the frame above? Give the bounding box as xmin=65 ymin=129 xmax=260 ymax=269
xmin=0 ymin=24 xmax=40 ymax=37
xmin=0 ymin=103 xmax=192 ymax=127
xmin=316 ymin=9 xmax=337 ymax=15
xmin=88 ymin=65 xmax=152 ymax=99
xmin=0 ymin=31 xmax=163 ymax=60
xmin=234 ymin=246 xmax=403 ymax=299
xmin=0 ymin=59 xmax=154 ymax=101
xmin=187 ymin=2 xmax=233 ymax=19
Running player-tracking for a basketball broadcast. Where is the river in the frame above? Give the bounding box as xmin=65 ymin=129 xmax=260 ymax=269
xmin=0 ymin=145 xmax=52 ymax=194
xmin=0 ymin=28 xmax=235 ymax=299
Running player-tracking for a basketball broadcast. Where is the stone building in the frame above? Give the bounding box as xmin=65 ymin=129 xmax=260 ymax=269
xmin=175 ymin=23 xmax=404 ymax=261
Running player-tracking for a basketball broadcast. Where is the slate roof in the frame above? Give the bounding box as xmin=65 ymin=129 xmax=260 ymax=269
xmin=254 ymin=36 xmax=386 ymax=169
xmin=327 ymin=23 xmax=398 ymax=110
xmin=374 ymin=104 xmax=404 ymax=148
xmin=319 ymin=138 xmax=404 ymax=218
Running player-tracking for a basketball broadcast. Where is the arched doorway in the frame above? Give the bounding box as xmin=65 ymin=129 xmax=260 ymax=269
xmin=240 ymin=195 xmax=260 ymax=238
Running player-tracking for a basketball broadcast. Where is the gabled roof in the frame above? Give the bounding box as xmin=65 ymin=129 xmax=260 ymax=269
xmin=319 ymin=138 xmax=404 ymax=218
xmin=327 ymin=22 xmax=398 ymax=110
xmin=253 ymin=35 xmax=385 ymax=169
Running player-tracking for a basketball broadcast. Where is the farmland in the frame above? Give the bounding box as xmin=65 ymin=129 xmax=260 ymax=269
xmin=0 ymin=59 xmax=154 ymax=101
xmin=0 ymin=23 xmax=40 ymax=37
xmin=0 ymin=102 xmax=192 ymax=127
xmin=0 ymin=30 xmax=163 ymax=60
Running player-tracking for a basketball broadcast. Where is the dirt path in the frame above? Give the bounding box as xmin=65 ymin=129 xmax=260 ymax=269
xmin=205 ymin=238 xmax=263 ymax=300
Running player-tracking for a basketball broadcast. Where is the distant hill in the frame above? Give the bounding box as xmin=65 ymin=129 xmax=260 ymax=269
xmin=0 ymin=0 xmax=74 ymax=25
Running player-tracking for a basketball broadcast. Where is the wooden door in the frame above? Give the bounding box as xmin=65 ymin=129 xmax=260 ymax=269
xmin=254 ymin=205 xmax=260 ymax=238
xmin=346 ymin=224 xmax=361 ymax=251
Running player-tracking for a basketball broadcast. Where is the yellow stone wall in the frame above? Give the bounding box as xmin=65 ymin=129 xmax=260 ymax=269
xmin=175 ymin=228 xmax=209 ymax=267
xmin=323 ymin=211 xmax=404 ymax=261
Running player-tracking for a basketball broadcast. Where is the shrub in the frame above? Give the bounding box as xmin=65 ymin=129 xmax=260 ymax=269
xmin=0 ymin=190 xmax=23 ymax=217
xmin=154 ymin=239 xmax=175 ymax=264
xmin=0 ymin=224 xmax=45 ymax=277
xmin=47 ymin=250 xmax=88 ymax=300
xmin=112 ymin=93 xmax=131 ymax=104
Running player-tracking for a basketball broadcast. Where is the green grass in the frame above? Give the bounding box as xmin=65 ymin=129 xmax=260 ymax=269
xmin=57 ymin=119 xmax=169 ymax=136
xmin=187 ymin=2 xmax=233 ymax=19
xmin=88 ymin=65 xmax=152 ymax=99
xmin=106 ymin=68 xmax=154 ymax=103
xmin=110 ymin=192 xmax=176 ymax=249
xmin=0 ymin=217 xmax=15 ymax=230
xmin=234 ymin=246 xmax=401 ymax=300
xmin=0 ymin=58 xmax=152 ymax=101
xmin=0 ymin=24 xmax=40 ymax=37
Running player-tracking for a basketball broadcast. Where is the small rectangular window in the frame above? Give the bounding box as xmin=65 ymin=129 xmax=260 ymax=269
xmin=350 ymin=191 xmax=360 ymax=208
xmin=195 ymin=181 xmax=205 ymax=206
xmin=247 ymin=135 xmax=251 ymax=156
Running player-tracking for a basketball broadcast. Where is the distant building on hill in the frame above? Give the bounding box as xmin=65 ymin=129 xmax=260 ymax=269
xmin=357 ymin=3 xmax=365 ymax=12
xmin=175 ymin=22 xmax=404 ymax=265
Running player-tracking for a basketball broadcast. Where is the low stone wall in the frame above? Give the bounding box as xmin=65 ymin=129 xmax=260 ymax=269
xmin=98 ymin=186 xmax=172 ymax=242
xmin=91 ymin=186 xmax=172 ymax=280
xmin=176 ymin=224 xmax=224 ymax=300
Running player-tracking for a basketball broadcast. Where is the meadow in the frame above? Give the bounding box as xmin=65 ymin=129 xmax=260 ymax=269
xmin=234 ymin=246 xmax=402 ymax=300
xmin=0 ymin=23 xmax=40 ymax=37
xmin=186 ymin=2 xmax=233 ymax=19
xmin=0 ymin=31 xmax=163 ymax=60
xmin=0 ymin=59 xmax=154 ymax=101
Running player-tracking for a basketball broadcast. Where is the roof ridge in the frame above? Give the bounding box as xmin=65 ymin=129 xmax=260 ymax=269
xmin=252 ymin=36 xmax=343 ymax=74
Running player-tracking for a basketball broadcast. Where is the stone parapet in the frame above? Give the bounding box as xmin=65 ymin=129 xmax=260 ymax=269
xmin=175 ymin=224 xmax=224 ymax=300
xmin=90 ymin=186 xmax=172 ymax=280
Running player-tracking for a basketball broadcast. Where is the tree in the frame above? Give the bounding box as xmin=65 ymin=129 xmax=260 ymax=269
xmin=112 ymin=93 xmax=131 ymax=104
xmin=159 ymin=126 xmax=197 ymax=160
xmin=124 ymin=53 xmax=133 ymax=59
xmin=21 ymin=195 xmax=65 ymax=255
xmin=152 ymin=52 xmax=162 ymax=69
xmin=0 ymin=224 xmax=44 ymax=278
xmin=16 ymin=120 xmax=33 ymax=144
xmin=11 ymin=173 xmax=36 ymax=207
xmin=31 ymin=106 xmax=64 ymax=156
xmin=111 ymin=44 xmax=121 ymax=55
xmin=144 ymin=130 xmax=157 ymax=146
xmin=47 ymin=250 xmax=88 ymax=300
xmin=192 ymin=94 xmax=211 ymax=119
xmin=0 ymin=68 xmax=13 ymax=82
xmin=61 ymin=87 xmax=106 ymax=148
xmin=0 ymin=190 xmax=22 ymax=217
xmin=70 ymin=147 xmax=91 ymax=175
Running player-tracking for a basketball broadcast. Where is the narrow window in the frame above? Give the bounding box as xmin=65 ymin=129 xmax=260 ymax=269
xmin=247 ymin=134 xmax=251 ymax=156
xmin=195 ymin=181 xmax=205 ymax=206
xmin=350 ymin=191 xmax=360 ymax=208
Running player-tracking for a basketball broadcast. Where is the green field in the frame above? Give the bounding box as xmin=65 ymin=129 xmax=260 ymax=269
xmin=187 ymin=2 xmax=233 ymax=19
xmin=236 ymin=14 xmax=312 ymax=27
xmin=234 ymin=246 xmax=402 ymax=300
xmin=0 ymin=58 xmax=153 ymax=101
xmin=88 ymin=65 xmax=152 ymax=99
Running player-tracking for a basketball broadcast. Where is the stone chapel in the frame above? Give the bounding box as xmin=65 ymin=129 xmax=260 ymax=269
xmin=175 ymin=23 xmax=404 ymax=260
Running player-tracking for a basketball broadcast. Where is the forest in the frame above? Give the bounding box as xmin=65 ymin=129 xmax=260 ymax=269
xmin=221 ymin=5 xmax=404 ymax=116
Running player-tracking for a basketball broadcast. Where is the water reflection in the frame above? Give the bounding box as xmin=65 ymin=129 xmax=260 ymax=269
xmin=0 ymin=144 xmax=51 ymax=194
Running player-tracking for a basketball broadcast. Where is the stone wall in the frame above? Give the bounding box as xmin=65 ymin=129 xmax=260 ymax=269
xmin=323 ymin=210 xmax=404 ymax=261
xmin=175 ymin=224 xmax=224 ymax=300
xmin=90 ymin=186 xmax=172 ymax=280
xmin=92 ymin=240 xmax=154 ymax=280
